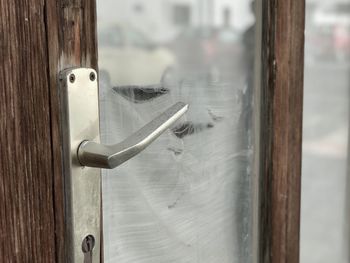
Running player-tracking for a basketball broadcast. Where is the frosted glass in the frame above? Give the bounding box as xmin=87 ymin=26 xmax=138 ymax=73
xmin=97 ymin=1 xmax=259 ymax=262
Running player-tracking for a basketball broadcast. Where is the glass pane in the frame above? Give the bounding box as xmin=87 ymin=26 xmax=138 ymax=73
xmin=301 ymin=1 xmax=350 ymax=262
xmin=97 ymin=1 xmax=260 ymax=262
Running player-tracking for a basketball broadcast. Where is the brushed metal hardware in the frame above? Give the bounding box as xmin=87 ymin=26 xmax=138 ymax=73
xmin=59 ymin=68 xmax=101 ymax=263
xmin=59 ymin=67 xmax=188 ymax=262
xmin=78 ymin=102 xmax=188 ymax=169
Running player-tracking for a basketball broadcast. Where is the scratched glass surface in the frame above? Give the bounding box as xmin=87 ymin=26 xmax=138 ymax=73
xmin=97 ymin=1 xmax=258 ymax=262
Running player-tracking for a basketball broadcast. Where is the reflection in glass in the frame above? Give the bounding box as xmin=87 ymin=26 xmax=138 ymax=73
xmin=301 ymin=1 xmax=350 ymax=263
xmin=97 ymin=1 xmax=258 ymax=262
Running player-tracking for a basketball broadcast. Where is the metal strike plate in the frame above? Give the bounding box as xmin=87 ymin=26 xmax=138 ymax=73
xmin=59 ymin=68 xmax=101 ymax=262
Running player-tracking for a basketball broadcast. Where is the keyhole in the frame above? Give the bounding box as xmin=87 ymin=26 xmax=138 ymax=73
xmin=82 ymin=235 xmax=95 ymax=263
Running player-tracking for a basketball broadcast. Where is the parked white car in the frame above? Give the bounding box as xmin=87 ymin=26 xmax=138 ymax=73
xmin=98 ymin=24 xmax=176 ymax=86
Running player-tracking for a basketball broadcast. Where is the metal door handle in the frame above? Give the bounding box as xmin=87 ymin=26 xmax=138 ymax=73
xmin=78 ymin=102 xmax=188 ymax=169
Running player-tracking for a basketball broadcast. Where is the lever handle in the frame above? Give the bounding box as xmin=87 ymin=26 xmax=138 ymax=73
xmin=78 ymin=102 xmax=189 ymax=169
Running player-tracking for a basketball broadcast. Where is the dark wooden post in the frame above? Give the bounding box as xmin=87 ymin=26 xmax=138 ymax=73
xmin=259 ymin=0 xmax=305 ymax=263
xmin=0 ymin=0 xmax=98 ymax=261
xmin=1 ymin=1 xmax=57 ymax=261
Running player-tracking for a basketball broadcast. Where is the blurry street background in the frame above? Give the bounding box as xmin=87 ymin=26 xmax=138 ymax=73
xmin=302 ymin=0 xmax=350 ymax=262
xmin=96 ymin=0 xmax=350 ymax=262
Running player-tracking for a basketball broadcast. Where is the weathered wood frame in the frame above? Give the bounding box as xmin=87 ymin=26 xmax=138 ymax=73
xmin=0 ymin=0 xmax=97 ymax=261
xmin=259 ymin=0 xmax=305 ymax=263
xmin=0 ymin=0 xmax=304 ymax=262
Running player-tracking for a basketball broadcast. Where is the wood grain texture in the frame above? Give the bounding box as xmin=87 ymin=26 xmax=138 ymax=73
xmin=45 ymin=0 xmax=98 ymax=261
xmin=259 ymin=0 xmax=305 ymax=263
xmin=0 ymin=0 xmax=98 ymax=261
xmin=0 ymin=0 xmax=56 ymax=261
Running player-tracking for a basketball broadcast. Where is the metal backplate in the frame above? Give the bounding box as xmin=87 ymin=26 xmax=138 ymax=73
xmin=59 ymin=68 xmax=101 ymax=262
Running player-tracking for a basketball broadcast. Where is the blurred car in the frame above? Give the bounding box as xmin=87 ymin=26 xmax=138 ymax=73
xmin=306 ymin=2 xmax=350 ymax=61
xmin=98 ymin=24 xmax=176 ymax=86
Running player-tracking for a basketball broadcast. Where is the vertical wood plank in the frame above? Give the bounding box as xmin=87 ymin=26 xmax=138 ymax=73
xmin=259 ymin=0 xmax=305 ymax=262
xmin=44 ymin=0 xmax=98 ymax=261
xmin=0 ymin=0 xmax=56 ymax=261
xmin=0 ymin=0 xmax=98 ymax=261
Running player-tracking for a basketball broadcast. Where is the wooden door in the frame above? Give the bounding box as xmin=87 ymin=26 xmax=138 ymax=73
xmin=0 ymin=0 xmax=304 ymax=262
xmin=0 ymin=0 xmax=97 ymax=261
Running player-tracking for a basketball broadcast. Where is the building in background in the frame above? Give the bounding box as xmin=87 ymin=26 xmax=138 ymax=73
xmin=97 ymin=0 xmax=254 ymax=42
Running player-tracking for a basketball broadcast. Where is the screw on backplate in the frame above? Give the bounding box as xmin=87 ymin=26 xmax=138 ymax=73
xmin=82 ymin=235 xmax=95 ymax=253
xmin=69 ymin=74 xmax=76 ymax=83
xmin=89 ymin=72 xmax=96 ymax=81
